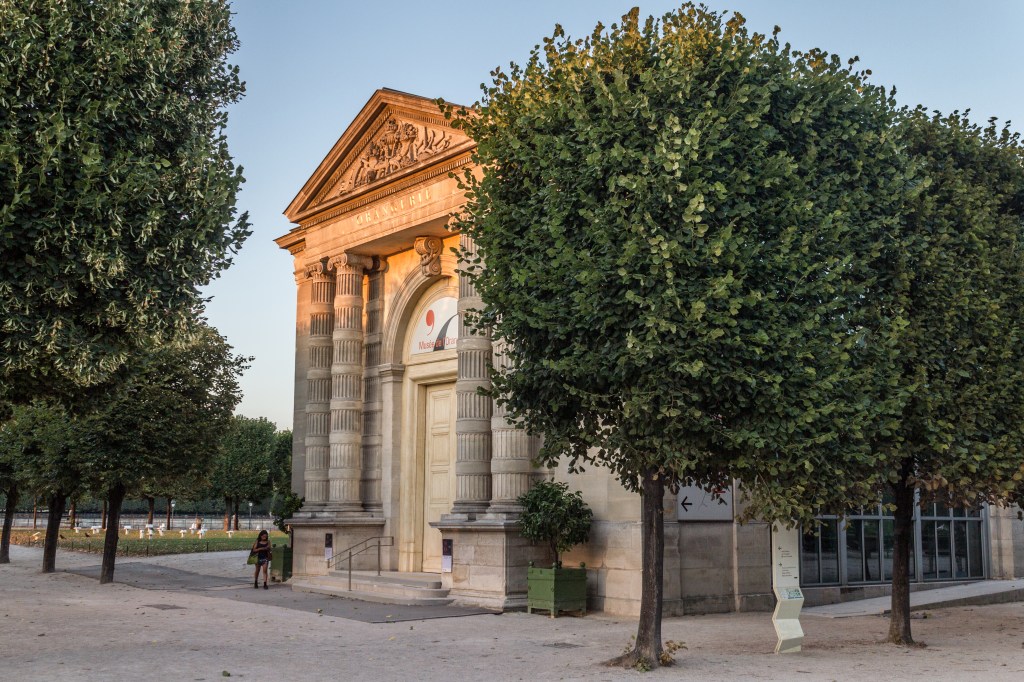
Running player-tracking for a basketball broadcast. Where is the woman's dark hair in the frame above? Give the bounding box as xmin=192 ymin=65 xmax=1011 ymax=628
xmin=257 ymin=530 xmax=269 ymax=540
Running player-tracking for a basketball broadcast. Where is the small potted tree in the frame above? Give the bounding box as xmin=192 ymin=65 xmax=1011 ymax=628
xmin=518 ymin=480 xmax=593 ymax=617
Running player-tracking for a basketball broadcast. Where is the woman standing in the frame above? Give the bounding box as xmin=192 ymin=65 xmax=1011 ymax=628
xmin=250 ymin=529 xmax=272 ymax=589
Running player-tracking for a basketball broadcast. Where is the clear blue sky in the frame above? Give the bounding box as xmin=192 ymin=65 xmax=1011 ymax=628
xmin=204 ymin=0 xmax=1024 ymax=431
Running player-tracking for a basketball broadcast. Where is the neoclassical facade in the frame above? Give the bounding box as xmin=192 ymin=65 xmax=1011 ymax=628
xmin=277 ymin=90 xmax=1024 ymax=615
xmin=276 ymin=89 xmax=553 ymax=609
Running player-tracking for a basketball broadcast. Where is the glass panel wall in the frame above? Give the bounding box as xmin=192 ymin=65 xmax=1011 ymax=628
xmin=820 ymin=520 xmax=840 ymax=584
xmin=801 ymin=502 xmax=985 ymax=587
xmin=802 ymin=518 xmax=840 ymax=585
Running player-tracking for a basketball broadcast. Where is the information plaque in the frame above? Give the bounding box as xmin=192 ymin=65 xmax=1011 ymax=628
xmin=441 ymin=539 xmax=453 ymax=573
xmin=771 ymin=524 xmax=804 ymax=654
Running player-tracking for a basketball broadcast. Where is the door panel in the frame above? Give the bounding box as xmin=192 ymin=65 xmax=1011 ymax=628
xmin=421 ymin=383 xmax=456 ymax=572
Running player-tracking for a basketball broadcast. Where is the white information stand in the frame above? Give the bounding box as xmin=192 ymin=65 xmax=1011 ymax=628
xmin=771 ymin=524 xmax=804 ymax=654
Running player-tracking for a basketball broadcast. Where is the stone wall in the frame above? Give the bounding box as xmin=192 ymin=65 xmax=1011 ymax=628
xmin=987 ymin=504 xmax=1024 ymax=579
xmin=554 ymin=462 xmax=772 ymax=616
xmin=290 ymin=521 xmax=387 ymax=577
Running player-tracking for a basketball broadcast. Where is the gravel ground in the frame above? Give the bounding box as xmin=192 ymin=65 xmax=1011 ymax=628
xmin=2 ymin=545 xmax=1023 ymax=681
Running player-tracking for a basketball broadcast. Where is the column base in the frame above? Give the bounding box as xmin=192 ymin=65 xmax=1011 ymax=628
xmin=484 ymin=503 xmax=523 ymax=517
xmin=322 ymin=504 xmax=372 ymax=515
xmin=447 ymin=502 xmax=490 ymax=520
xmin=291 ymin=505 xmax=327 ymax=518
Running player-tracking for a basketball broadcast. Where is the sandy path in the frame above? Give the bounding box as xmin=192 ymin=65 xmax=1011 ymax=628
xmin=2 ymin=545 xmax=1023 ymax=681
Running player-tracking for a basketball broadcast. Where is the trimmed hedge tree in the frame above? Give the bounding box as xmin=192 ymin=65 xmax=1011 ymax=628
xmin=517 ymin=480 xmax=593 ymax=568
xmin=0 ymin=0 xmax=249 ymax=402
xmin=448 ymin=5 xmax=908 ymax=668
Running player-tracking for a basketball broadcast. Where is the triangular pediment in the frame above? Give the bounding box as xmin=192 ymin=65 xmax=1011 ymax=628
xmin=285 ymin=89 xmax=473 ymax=223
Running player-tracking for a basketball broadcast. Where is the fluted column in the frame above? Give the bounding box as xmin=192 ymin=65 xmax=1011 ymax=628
xmin=361 ymin=260 xmax=387 ymax=514
xmin=452 ymin=234 xmax=492 ymax=515
xmin=303 ymin=259 xmax=334 ymax=508
xmin=326 ymin=252 xmax=373 ymax=513
xmin=488 ymin=339 xmax=538 ymax=513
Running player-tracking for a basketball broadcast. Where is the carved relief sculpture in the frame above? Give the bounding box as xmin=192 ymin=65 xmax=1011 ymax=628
xmin=414 ymin=236 xmax=444 ymax=277
xmin=331 ymin=118 xmax=453 ymax=197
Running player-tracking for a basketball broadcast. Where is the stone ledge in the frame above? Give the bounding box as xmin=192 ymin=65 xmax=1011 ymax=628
xmin=434 ymin=516 xmax=519 ymax=532
xmin=287 ymin=515 xmax=386 ymax=528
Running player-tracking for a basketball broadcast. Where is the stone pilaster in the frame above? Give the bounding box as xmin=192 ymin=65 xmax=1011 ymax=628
xmin=326 ymin=252 xmax=373 ymax=513
xmin=303 ymin=259 xmax=334 ymax=508
xmin=378 ymin=362 xmax=406 ymax=541
xmin=291 ymin=266 xmax=311 ymax=498
xmin=487 ymin=339 xmax=537 ymax=514
xmin=361 ymin=260 xmax=387 ymax=515
xmin=451 ymin=234 xmax=492 ymax=516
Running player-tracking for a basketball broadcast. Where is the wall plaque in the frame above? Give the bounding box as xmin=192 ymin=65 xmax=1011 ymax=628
xmin=441 ymin=539 xmax=453 ymax=573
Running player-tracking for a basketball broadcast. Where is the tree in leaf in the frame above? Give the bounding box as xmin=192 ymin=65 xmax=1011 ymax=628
xmin=0 ymin=0 xmax=249 ymax=403
xmin=447 ymin=5 xmax=908 ymax=668
xmin=0 ymin=412 xmax=22 ymax=564
xmin=878 ymin=109 xmax=1024 ymax=645
xmin=517 ymin=481 xmax=593 ymax=568
xmin=77 ymin=322 xmax=247 ymax=583
xmin=266 ymin=429 xmax=295 ymax=524
xmin=2 ymin=402 xmax=82 ymax=572
xmin=209 ymin=416 xmax=278 ymax=530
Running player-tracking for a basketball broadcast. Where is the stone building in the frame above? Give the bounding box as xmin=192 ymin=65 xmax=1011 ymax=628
xmin=276 ymin=89 xmax=1024 ymax=615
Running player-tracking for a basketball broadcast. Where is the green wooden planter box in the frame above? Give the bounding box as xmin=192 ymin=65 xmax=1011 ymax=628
xmin=527 ymin=566 xmax=587 ymax=617
xmin=270 ymin=543 xmax=292 ymax=582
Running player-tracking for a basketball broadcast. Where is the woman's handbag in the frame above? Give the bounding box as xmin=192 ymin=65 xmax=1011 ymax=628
xmin=246 ymin=552 xmax=257 ymax=566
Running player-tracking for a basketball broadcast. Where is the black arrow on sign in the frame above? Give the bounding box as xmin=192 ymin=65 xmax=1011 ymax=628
xmin=679 ymin=496 xmax=692 ymax=512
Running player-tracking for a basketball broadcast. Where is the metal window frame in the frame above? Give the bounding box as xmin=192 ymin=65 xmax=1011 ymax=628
xmin=799 ymin=499 xmax=988 ymax=587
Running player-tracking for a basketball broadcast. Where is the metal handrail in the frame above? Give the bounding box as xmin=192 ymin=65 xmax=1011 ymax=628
xmin=326 ymin=535 xmax=394 ymax=591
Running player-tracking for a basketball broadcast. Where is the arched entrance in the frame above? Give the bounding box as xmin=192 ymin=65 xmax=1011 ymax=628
xmin=396 ymin=281 xmax=458 ymax=572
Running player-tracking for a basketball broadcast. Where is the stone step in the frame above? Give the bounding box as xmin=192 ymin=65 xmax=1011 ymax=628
xmin=291 ymin=580 xmax=453 ymax=606
xmin=331 ymin=570 xmax=443 ymax=590
xmin=291 ymin=572 xmax=452 ymax=606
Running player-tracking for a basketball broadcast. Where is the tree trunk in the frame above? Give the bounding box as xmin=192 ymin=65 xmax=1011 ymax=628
xmin=100 ymin=484 xmax=127 ymax=584
xmin=68 ymin=498 xmax=77 ymax=529
xmin=32 ymin=497 xmax=38 ymax=529
xmin=233 ymin=499 xmax=240 ymax=531
xmin=42 ymin=491 xmax=67 ymax=573
xmin=607 ymin=467 xmax=666 ymax=669
xmin=146 ymin=497 xmax=155 ymax=525
xmin=223 ymin=497 xmax=231 ymax=531
xmin=888 ymin=459 xmax=916 ymax=645
xmin=101 ymin=499 xmax=107 ymax=529
xmin=0 ymin=483 xmax=19 ymax=564
xmin=165 ymin=498 xmax=172 ymax=529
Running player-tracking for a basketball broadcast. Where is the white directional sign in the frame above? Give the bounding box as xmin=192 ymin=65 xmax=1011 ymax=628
xmin=676 ymin=484 xmax=733 ymax=521
xmin=771 ymin=524 xmax=804 ymax=654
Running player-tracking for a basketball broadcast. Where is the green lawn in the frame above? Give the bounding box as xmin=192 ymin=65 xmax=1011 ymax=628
xmin=8 ymin=528 xmax=289 ymax=556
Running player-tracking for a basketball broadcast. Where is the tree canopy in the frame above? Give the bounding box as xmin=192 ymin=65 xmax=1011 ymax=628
xmin=0 ymin=0 xmax=249 ymax=401
xmin=517 ymin=480 xmax=593 ymax=568
xmin=880 ymin=108 xmax=1024 ymax=645
xmin=0 ymin=401 xmax=80 ymax=570
xmin=210 ymin=415 xmax=279 ymax=530
xmin=448 ymin=5 xmax=909 ymax=667
xmin=76 ymin=321 xmax=247 ymax=581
